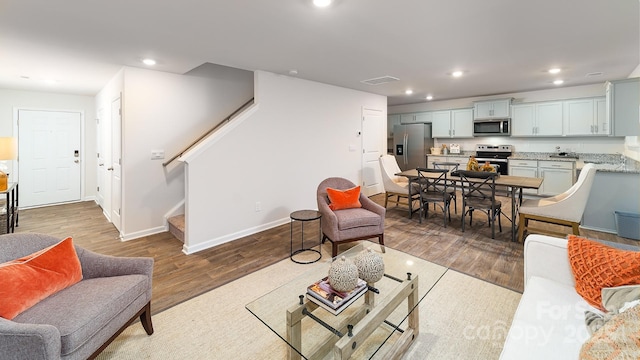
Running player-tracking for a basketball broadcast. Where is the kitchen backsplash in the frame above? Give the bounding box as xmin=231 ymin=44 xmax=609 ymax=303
xmin=432 ymin=137 xmax=625 ymax=155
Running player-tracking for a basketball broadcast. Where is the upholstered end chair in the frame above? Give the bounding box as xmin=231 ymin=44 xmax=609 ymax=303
xmin=517 ymin=163 xmax=597 ymax=242
xmin=379 ymin=155 xmax=420 ymax=214
xmin=0 ymin=233 xmax=154 ymax=360
xmin=317 ymin=177 xmax=385 ymax=257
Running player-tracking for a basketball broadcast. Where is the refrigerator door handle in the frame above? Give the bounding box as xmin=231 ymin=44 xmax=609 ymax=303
xmin=404 ymin=133 xmax=408 ymax=165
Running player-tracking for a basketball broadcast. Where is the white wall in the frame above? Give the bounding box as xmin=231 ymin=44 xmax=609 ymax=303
xmin=389 ymin=83 xmax=627 ymax=155
xmin=182 ymin=71 xmax=387 ymax=253
xmin=117 ymin=66 xmax=254 ymax=239
xmin=0 ymin=88 xmax=96 ymax=201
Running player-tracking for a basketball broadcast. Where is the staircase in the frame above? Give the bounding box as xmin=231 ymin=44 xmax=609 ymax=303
xmin=168 ymin=215 xmax=185 ymax=242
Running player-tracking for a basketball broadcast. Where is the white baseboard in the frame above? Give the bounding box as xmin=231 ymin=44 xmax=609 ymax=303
xmin=182 ymin=217 xmax=290 ymax=255
xmin=121 ymin=225 xmax=168 ymax=242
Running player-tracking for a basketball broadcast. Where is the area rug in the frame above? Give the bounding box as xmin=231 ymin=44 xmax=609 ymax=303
xmin=97 ymin=255 xmax=521 ymax=360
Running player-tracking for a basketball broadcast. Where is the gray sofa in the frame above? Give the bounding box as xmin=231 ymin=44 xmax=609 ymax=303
xmin=0 ymin=233 xmax=154 ymax=360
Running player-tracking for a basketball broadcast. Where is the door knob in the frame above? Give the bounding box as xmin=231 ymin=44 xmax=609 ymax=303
xmin=74 ymin=160 xmax=79 ymax=163
xmin=99 ymin=163 xmax=104 ymax=166
xmin=107 ymin=167 xmax=114 ymax=171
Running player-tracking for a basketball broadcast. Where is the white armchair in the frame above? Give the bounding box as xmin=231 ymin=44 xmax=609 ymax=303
xmin=379 ymin=155 xmax=419 ymax=215
xmin=517 ymin=163 xmax=597 ymax=242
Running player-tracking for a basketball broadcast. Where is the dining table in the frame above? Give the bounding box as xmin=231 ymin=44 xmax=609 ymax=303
xmin=396 ymin=169 xmax=544 ymax=242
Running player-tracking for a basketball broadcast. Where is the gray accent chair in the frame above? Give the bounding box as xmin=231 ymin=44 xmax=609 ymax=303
xmin=0 ymin=233 xmax=154 ymax=360
xmin=317 ymin=177 xmax=385 ymax=257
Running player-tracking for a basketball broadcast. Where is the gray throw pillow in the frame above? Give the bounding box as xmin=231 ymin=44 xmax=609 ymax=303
xmin=585 ymin=285 xmax=640 ymax=335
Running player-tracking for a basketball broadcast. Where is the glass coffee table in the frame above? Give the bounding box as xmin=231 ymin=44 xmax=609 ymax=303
xmin=246 ymin=243 xmax=448 ymax=359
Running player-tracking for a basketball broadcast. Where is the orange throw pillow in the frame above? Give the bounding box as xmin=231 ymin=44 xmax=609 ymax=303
xmin=326 ymin=186 xmax=362 ymax=211
xmin=0 ymin=237 xmax=83 ymax=320
xmin=568 ymin=235 xmax=640 ymax=310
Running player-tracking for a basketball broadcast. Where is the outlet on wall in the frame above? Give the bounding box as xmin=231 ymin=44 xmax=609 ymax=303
xmin=255 ymin=202 xmax=261 ymax=212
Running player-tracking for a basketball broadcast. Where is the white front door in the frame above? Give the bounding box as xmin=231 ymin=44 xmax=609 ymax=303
xmin=361 ymin=108 xmax=385 ymax=196
xmin=111 ymin=98 xmax=122 ymax=231
xmin=18 ymin=109 xmax=82 ymax=207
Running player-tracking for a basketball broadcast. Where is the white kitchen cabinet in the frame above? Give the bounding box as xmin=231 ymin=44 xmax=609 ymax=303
xmin=451 ymin=109 xmax=473 ymax=138
xmin=427 ymin=155 xmax=468 ymax=169
xmin=431 ymin=111 xmax=452 ymax=137
xmin=431 ymin=109 xmax=473 ymax=138
xmin=595 ymin=97 xmax=608 ymax=135
xmin=473 ymin=99 xmax=511 ymax=119
xmin=400 ymin=111 xmax=432 ymax=124
xmin=564 ymin=97 xmax=608 ymax=136
xmin=508 ymin=159 xmax=538 ymax=195
xmin=387 ymin=114 xmax=400 ymax=138
xmin=538 ymin=161 xmax=574 ymax=196
xmin=536 ymin=102 xmax=563 ymax=136
xmin=607 ymin=78 xmax=640 ymax=136
xmin=511 ymin=101 xmax=563 ymax=136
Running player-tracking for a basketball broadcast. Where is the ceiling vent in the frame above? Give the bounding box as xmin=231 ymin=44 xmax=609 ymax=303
xmin=585 ymin=72 xmax=603 ymax=77
xmin=361 ymin=76 xmax=400 ymax=86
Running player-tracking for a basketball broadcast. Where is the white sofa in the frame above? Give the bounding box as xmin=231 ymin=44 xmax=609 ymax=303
xmin=500 ymin=234 xmax=638 ymax=359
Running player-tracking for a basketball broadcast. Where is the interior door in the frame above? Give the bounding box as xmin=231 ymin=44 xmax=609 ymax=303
xmin=110 ymin=97 xmax=122 ymax=231
xmin=18 ymin=109 xmax=82 ymax=207
xmin=96 ymin=108 xmax=105 ymax=209
xmin=361 ymin=108 xmax=385 ymax=196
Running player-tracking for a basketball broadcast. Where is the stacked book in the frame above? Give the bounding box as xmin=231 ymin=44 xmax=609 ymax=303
xmin=306 ymin=277 xmax=367 ymax=315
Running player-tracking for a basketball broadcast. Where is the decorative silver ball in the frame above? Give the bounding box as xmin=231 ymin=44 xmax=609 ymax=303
xmin=354 ymin=248 xmax=385 ymax=284
xmin=328 ymin=256 xmax=359 ymax=292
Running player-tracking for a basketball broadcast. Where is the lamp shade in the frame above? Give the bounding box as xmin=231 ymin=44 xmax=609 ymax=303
xmin=0 ymin=137 xmax=17 ymax=160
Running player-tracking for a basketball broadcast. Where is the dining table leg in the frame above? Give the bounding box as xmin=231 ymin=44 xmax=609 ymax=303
xmin=408 ymin=177 xmax=414 ymax=219
xmin=510 ymin=187 xmax=524 ymax=242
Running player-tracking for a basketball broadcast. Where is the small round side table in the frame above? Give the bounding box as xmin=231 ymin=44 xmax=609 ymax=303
xmin=290 ymin=210 xmax=322 ymax=264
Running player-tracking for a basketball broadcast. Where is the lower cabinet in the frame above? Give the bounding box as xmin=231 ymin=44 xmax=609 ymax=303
xmin=426 ymin=156 xmax=468 ymax=169
xmin=537 ymin=161 xmax=575 ymax=196
xmin=508 ymin=159 xmax=575 ymax=196
xmin=508 ymin=160 xmax=539 ymax=195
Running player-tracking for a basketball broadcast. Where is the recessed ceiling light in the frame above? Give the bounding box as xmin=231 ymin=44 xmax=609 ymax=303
xmin=452 ymin=70 xmax=464 ymax=78
xmin=405 ymin=89 xmax=413 ymax=95
xmin=142 ymin=58 xmax=156 ymax=66
xmin=313 ymin=0 xmax=332 ymax=7
xmin=553 ymin=79 xmax=564 ymax=85
xmin=426 ymin=95 xmax=434 ymax=101
xmin=548 ymin=68 xmax=561 ymax=74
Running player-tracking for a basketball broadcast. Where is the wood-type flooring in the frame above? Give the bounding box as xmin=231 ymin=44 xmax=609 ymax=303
xmin=14 ymin=194 xmax=637 ymax=314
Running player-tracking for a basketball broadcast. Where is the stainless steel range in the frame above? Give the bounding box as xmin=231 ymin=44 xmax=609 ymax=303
xmin=475 ymin=144 xmax=513 ymax=175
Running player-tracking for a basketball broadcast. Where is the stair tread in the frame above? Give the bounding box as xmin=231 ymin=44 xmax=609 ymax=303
xmin=168 ymin=214 xmax=185 ymax=231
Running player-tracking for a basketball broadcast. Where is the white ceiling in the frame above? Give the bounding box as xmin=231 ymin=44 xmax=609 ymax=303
xmin=0 ymin=0 xmax=638 ymax=105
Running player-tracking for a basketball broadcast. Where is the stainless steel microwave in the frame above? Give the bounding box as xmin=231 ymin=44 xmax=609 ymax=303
xmin=473 ymin=119 xmax=510 ymax=136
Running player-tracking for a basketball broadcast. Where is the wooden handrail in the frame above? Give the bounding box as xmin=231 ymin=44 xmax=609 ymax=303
xmin=162 ymin=97 xmax=254 ymax=167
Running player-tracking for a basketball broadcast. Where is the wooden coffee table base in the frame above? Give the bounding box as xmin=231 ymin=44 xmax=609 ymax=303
xmin=286 ymin=274 xmax=420 ymax=360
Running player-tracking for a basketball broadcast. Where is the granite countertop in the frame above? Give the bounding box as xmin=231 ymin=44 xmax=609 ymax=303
xmin=509 ymin=152 xmax=640 ymax=174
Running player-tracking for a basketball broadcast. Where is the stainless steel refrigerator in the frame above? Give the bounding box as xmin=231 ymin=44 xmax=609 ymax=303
xmin=393 ymin=123 xmax=433 ymax=171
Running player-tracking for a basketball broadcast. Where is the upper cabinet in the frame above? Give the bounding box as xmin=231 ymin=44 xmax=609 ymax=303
xmin=607 ymin=78 xmax=640 ymax=136
xmin=400 ymin=112 xmax=432 ymax=124
xmin=431 ymin=109 xmax=473 ymax=138
xmin=511 ymin=101 xmax=563 ymax=136
xmin=473 ymin=99 xmax=512 ymax=119
xmin=387 ymin=114 xmax=400 ymax=138
xmin=564 ymin=97 xmax=608 ymax=136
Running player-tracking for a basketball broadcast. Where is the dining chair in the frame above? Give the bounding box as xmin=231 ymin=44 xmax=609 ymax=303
xmin=458 ymin=170 xmax=503 ymax=239
xmin=416 ymin=168 xmax=453 ymax=227
xmin=517 ymin=163 xmax=597 ymax=242
xmin=379 ymin=155 xmax=420 ymax=216
xmin=432 ymin=161 xmax=460 ymax=214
